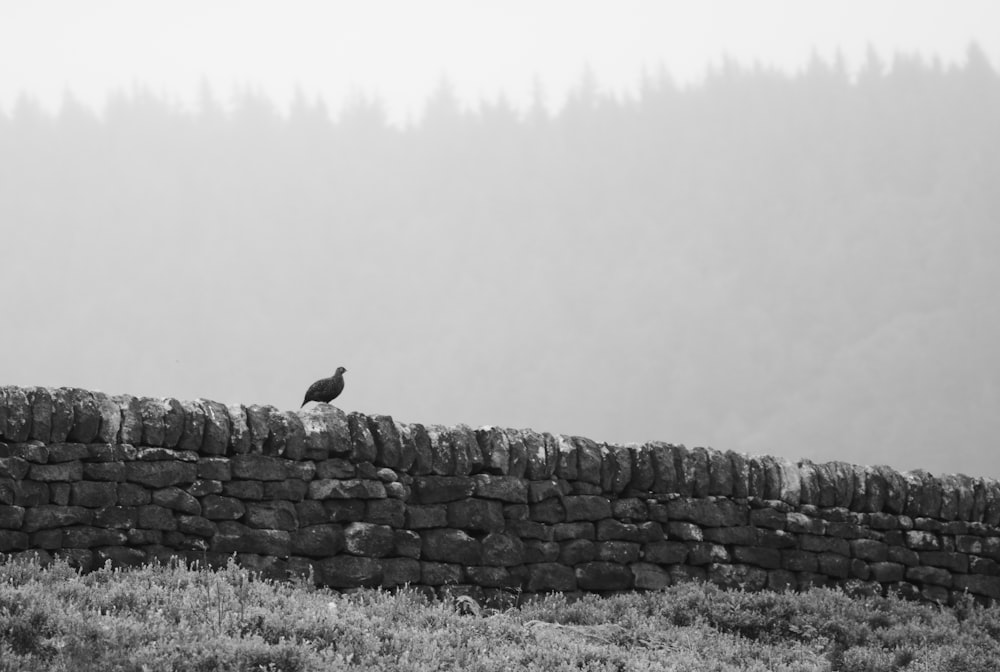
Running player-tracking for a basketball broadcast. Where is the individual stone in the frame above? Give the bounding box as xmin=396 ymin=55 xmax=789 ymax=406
xmin=28 ymin=461 xmax=83 ymax=482
xmin=906 ymin=566 xmax=952 ymax=587
xmin=64 ymin=388 xmax=101 ymax=443
xmin=125 ymin=461 xmax=197 ymax=488
xmin=869 ymin=562 xmax=905 ymax=582
xmin=475 ymin=427 xmax=511 ymax=475
xmin=601 ymin=443 xmax=632 ymax=494
xmin=240 ymin=403 xmax=273 ymax=454
xmin=308 ymin=479 xmax=386 ymax=500
xmin=464 ymin=566 xmax=518 ymax=589
xmin=223 ymin=480 xmax=264 ymax=500
xmin=449 ymin=424 xmax=484 ymax=476
xmin=667 ymin=522 xmax=703 ymax=541
xmin=596 ymin=541 xmax=640 ymax=563
xmin=137 ymin=505 xmax=178 ymax=530
xmin=523 ymin=431 xmax=556 ymax=480
xmin=62 ymin=527 xmax=128 ymax=548
xmin=368 ymin=415 xmax=403 ymax=470
xmin=152 ymin=487 xmax=201 ymax=515
xmin=139 ymin=397 xmax=168 ymax=447
xmin=575 ymin=562 xmax=632 ymax=590
xmin=116 ymin=483 xmax=150 ymax=506
xmin=785 ymin=512 xmax=825 ymax=535
xmin=346 ymin=412 xmax=377 ymax=463
xmin=482 ymin=532 xmax=525 ymax=566
xmin=505 ymin=429 xmax=528 ymax=478
xmin=225 ymin=404 xmax=251 ymax=454
xmin=905 ymin=530 xmax=941 ymax=551
xmin=245 ymin=501 xmax=298 ymax=530
xmin=631 ymin=562 xmax=670 ymax=589
xmin=628 ymin=444 xmax=655 ymax=492
xmin=559 ymin=539 xmax=596 ymax=564
xmin=343 ymin=521 xmax=395 ymax=557
xmin=0 ymin=505 xmax=25 ymax=529
xmin=424 ymin=425 xmax=454 ymax=476
xmin=47 ymin=443 xmax=89 ymax=462
xmin=851 ymin=539 xmax=889 ymax=562
xmin=48 ymin=388 xmax=76 ymax=443
xmin=687 ymin=542 xmax=729 ymax=565
xmin=398 ymin=422 xmax=432 ymax=476
xmin=177 ymin=399 xmax=207 ymax=452
xmin=953 ymin=575 xmax=1000 ymax=600
xmin=732 ymin=546 xmax=782 ymax=569
xmin=776 ymin=458 xmax=801 ymax=506
xmin=448 ymin=498 xmax=504 ymax=532
xmin=27 ymin=387 xmax=53 ymax=443
xmin=421 ymin=562 xmax=464 ymax=586
xmin=405 ymin=504 xmax=447 ymax=529
xmin=387 ymin=530 xmax=419 ymax=559
xmin=231 ymin=454 xmax=289 ymax=481
xmin=1 ymin=387 xmax=30 ymax=443
xmin=82 ymin=461 xmax=125 ymax=482
xmin=800 ymin=535 xmax=849 ymax=556
xmin=797 ymin=460 xmax=820 ymax=506
xmin=563 ymin=495 xmax=611 ymax=521
xmin=666 ymin=497 xmax=747 ymax=527
xmin=200 ymin=495 xmax=246 ymax=520
xmin=472 ymin=474 xmax=528 ymax=503
xmin=422 ymin=529 xmax=482 ymax=565
xmin=707 ymin=449 xmax=734 ymax=497
xmin=93 ymin=506 xmax=137 ymax=529
xmin=0 ymin=457 xmax=29 ymax=480
xmin=212 ymin=521 xmax=290 ymax=557
xmin=366 ymin=498 xmax=405 ymax=527
xmin=414 ymin=475 xmax=475 ymax=503
xmin=177 ymin=515 xmax=216 ymax=537
xmin=553 ymin=435 xmax=578 ymax=481
xmin=200 ymin=399 xmax=232 ymax=457
xmin=708 ymin=564 xmax=768 ymax=591
xmin=299 ymin=404 xmax=352 ymax=459
xmin=70 ymin=481 xmax=117 ymax=508
xmin=817 ymin=553 xmax=850 ymax=578
xmin=526 ymin=563 xmax=576 ymax=591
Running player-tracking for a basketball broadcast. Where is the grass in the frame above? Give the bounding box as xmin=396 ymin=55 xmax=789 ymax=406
xmin=2 ymin=557 xmax=1000 ymax=671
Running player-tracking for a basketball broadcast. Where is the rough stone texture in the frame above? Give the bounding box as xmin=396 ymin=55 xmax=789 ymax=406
xmin=7 ymin=384 xmax=1000 ymax=605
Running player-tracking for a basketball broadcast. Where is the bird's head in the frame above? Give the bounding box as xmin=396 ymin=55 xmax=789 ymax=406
xmin=336 ymin=366 xmax=347 ymax=375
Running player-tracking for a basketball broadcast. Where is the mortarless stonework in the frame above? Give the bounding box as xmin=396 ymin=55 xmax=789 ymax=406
xmin=2 ymin=385 xmax=1000 ymax=606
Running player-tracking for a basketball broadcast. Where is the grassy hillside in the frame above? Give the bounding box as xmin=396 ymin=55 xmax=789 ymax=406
xmin=2 ymin=558 xmax=1000 ymax=671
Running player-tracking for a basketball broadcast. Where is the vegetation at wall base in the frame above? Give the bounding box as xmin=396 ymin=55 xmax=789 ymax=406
xmin=2 ymin=556 xmax=999 ymax=671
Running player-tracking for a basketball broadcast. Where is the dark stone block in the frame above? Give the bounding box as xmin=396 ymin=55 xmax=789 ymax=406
xmin=732 ymin=546 xmax=782 ymax=569
xmin=263 ymin=479 xmax=308 ymax=502
xmin=526 ymin=563 xmax=576 ymax=591
xmin=850 ymin=539 xmax=889 ymax=562
xmin=70 ymin=481 xmax=118 ymax=508
xmin=138 ymin=505 xmax=178 ymax=531
xmin=394 ymin=530 xmax=422 ymax=559
xmin=22 ymin=505 xmax=92 ymax=532
xmin=223 ymin=480 xmax=264 ymax=500
xmin=47 ymin=443 xmax=90 ymax=463
xmin=292 ymin=524 xmax=345 ymax=557
xmin=869 ymin=562 xmax=905 ymax=582
xmin=366 ymin=498 xmax=406 ymax=527
xmin=473 ymin=474 xmax=528 ymax=503
xmin=0 ymin=457 xmax=29 ymax=480
xmin=299 ymin=404 xmax=351 ymax=459
xmin=414 ymin=475 xmax=475 ymax=503
xmin=178 ymin=399 xmax=207 ymax=452
xmin=448 ymin=498 xmax=504 ymax=532
xmin=559 ymin=539 xmax=596 ymax=564
xmin=308 ymin=479 xmax=386 ymax=500
xmin=316 ymin=458 xmax=355 ymax=479
xmin=125 ymin=461 xmax=197 ymax=488
xmin=643 ymin=540 xmax=689 ymax=564
xmin=200 ymin=494 xmax=246 ymax=520
xmin=231 ymin=455 xmax=288 ymax=481
xmin=421 ymin=561 xmax=464 ymax=585
xmin=28 ymin=461 xmax=83 ymax=482
xmin=152 ymin=487 xmax=201 ymax=515
xmin=523 ymin=431 xmax=556 ymax=481
xmin=406 ymin=504 xmax=447 ymax=529
xmin=82 ymin=462 xmax=125 ymax=481
xmin=212 ymin=521 xmax=290 ymax=557
xmin=563 ymin=495 xmax=611 ymax=522
xmin=482 ymin=532 xmax=525 ymax=566
xmin=116 ymin=483 xmax=150 ymax=506
xmin=576 ymin=562 xmax=632 ymax=590
xmin=318 ymin=555 xmax=383 ymax=588
xmin=177 ymin=515 xmax=216 ymax=538
xmin=93 ymin=507 xmax=137 ymax=530
xmin=201 ymin=399 xmax=232 ymax=457
xmin=421 ymin=529 xmax=482 ymax=565
xmin=245 ymin=501 xmax=298 ymax=531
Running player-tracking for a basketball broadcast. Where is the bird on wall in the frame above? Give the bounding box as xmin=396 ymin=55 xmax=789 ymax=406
xmin=301 ymin=367 xmax=347 ymax=407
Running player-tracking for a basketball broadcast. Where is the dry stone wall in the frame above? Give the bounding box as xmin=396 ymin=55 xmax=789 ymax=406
xmin=2 ymin=385 xmax=1000 ymax=606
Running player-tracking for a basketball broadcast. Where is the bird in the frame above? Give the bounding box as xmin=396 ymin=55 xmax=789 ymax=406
xmin=301 ymin=367 xmax=347 ymax=407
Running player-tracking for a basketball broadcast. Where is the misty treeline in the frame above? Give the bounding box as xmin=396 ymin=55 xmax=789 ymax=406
xmin=2 ymin=46 xmax=998 ymax=474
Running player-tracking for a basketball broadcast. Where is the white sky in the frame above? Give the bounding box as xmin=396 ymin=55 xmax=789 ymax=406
xmin=1 ymin=0 xmax=998 ymax=123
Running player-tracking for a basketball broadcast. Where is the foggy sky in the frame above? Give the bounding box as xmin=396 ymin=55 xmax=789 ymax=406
xmin=1 ymin=3 xmax=999 ymax=480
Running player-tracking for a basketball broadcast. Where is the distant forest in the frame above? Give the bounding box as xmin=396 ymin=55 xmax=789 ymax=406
xmin=2 ymin=46 xmax=999 ymax=475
